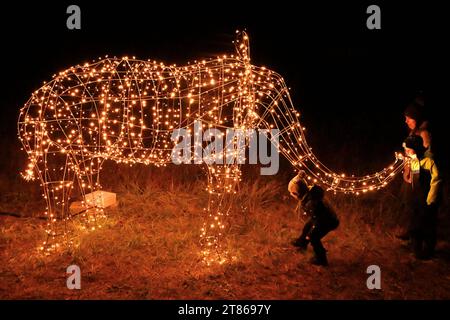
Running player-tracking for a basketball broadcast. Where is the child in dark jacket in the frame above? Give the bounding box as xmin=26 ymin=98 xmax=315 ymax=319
xmin=402 ymin=135 xmax=442 ymax=260
xmin=288 ymin=171 xmax=339 ymax=266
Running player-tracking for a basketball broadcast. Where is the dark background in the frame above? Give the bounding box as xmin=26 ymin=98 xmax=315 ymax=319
xmin=0 ymin=1 xmax=445 ymax=175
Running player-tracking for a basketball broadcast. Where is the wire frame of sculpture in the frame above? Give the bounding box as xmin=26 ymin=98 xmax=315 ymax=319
xmin=18 ymin=31 xmax=404 ymax=262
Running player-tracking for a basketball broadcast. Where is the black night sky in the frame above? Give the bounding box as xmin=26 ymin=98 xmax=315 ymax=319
xmin=0 ymin=1 xmax=445 ymax=175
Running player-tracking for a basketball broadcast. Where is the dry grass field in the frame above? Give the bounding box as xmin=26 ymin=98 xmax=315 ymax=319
xmin=1 ymin=138 xmax=450 ymax=299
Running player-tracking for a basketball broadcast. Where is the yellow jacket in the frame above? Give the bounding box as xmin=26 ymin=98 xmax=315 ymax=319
xmin=420 ymin=157 xmax=442 ymax=205
xmin=404 ymin=156 xmax=442 ymax=206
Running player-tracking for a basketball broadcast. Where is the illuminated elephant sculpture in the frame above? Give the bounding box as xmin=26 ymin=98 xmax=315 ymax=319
xmin=18 ymin=31 xmax=404 ymax=261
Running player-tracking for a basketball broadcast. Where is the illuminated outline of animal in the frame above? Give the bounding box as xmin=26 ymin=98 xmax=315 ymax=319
xmin=18 ymin=31 xmax=404 ymax=261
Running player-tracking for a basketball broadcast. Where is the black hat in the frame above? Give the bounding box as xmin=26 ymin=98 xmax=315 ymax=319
xmin=404 ymin=102 xmax=425 ymax=124
xmin=404 ymin=135 xmax=425 ymax=155
xmin=414 ymin=93 xmax=424 ymax=107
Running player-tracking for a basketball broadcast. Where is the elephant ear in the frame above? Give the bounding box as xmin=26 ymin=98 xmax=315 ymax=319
xmin=234 ymin=30 xmax=250 ymax=63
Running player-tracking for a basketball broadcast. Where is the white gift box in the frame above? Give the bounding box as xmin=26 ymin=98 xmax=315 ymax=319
xmin=70 ymin=190 xmax=117 ymax=214
xmin=84 ymin=190 xmax=117 ymax=208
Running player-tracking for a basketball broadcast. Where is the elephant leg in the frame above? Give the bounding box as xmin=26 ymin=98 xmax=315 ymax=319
xmin=33 ymin=152 xmax=76 ymax=253
xmin=71 ymin=156 xmax=107 ymax=229
xmin=201 ymin=162 xmax=242 ymax=265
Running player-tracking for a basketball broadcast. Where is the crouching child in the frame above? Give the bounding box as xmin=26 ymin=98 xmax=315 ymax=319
xmin=288 ymin=171 xmax=339 ymax=266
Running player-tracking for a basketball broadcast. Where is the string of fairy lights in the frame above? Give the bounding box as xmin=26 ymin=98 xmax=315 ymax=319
xmin=17 ymin=31 xmax=404 ymax=262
